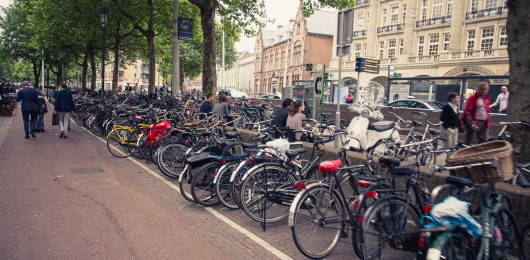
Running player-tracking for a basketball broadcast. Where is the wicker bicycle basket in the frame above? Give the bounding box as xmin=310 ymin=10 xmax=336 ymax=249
xmin=447 ymin=140 xmax=513 ymax=183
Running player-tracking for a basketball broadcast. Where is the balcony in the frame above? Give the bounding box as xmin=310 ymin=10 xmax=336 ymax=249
xmin=353 ymin=30 xmax=367 ymax=37
xmin=451 ymin=49 xmax=499 ymax=59
xmin=356 ymin=0 xmax=369 ymax=4
xmin=377 ymin=23 xmax=405 ymax=33
xmin=465 ymin=6 xmax=508 ymax=20
xmin=416 ymin=16 xmax=452 ymax=28
xmin=408 ymin=55 xmax=440 ymax=63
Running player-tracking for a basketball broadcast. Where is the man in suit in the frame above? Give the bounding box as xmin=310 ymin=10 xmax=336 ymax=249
xmin=54 ymin=83 xmax=75 ymax=138
xmin=16 ymin=81 xmax=38 ymax=139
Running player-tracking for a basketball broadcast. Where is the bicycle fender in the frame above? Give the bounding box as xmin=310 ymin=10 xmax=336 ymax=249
xmin=230 ymin=160 xmax=249 ymax=182
xmin=212 ymin=164 xmax=229 ymax=184
xmin=288 ymin=183 xmax=331 ymax=227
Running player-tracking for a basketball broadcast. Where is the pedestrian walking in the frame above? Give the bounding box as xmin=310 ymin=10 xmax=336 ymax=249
xmin=54 ymin=83 xmax=75 ymax=139
xmin=463 ymin=82 xmax=491 ymax=145
xmin=439 ymin=92 xmax=460 ymax=148
xmin=36 ymin=91 xmax=48 ymax=132
xmin=489 ymin=85 xmax=509 ymax=114
xmin=15 ymin=81 xmax=38 ymax=139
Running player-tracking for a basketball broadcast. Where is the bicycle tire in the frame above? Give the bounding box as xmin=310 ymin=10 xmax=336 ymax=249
xmin=239 ymin=164 xmax=296 ymax=223
xmin=360 ymin=196 xmax=422 ymax=260
xmin=106 ymin=130 xmax=132 ymax=158
xmin=491 ymin=206 xmax=524 ymax=259
xmin=156 ymin=143 xmax=188 ymax=179
xmin=522 ymin=224 xmax=530 ymax=260
xmin=178 ymin=165 xmax=194 ymax=202
xmin=290 ymin=184 xmax=346 ymax=259
xmin=369 ymin=139 xmax=398 ymax=158
xmin=126 ymin=129 xmax=143 ymax=159
xmin=190 ymin=162 xmax=221 ymax=207
xmin=214 ymin=161 xmax=241 ymax=210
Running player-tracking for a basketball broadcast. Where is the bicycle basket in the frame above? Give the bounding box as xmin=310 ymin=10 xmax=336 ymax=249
xmin=447 ymin=140 xmax=513 ymax=183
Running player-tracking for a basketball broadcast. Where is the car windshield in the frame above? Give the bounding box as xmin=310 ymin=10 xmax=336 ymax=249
xmin=428 ymin=101 xmax=444 ymax=110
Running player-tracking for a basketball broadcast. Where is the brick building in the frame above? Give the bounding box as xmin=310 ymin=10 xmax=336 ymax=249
xmin=253 ymin=4 xmax=335 ymax=95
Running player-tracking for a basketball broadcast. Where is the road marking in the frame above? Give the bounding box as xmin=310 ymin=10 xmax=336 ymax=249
xmin=80 ymin=125 xmax=293 ymax=260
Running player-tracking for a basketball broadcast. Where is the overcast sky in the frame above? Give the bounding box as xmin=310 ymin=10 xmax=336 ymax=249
xmin=0 ymin=0 xmax=316 ymax=53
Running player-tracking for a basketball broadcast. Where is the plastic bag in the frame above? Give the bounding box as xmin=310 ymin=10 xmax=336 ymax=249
xmin=266 ymin=139 xmax=290 ymax=154
xmin=428 ymin=196 xmax=483 ymax=238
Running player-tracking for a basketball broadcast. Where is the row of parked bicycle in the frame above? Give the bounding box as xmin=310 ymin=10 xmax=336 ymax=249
xmin=69 ymin=91 xmax=529 ymax=259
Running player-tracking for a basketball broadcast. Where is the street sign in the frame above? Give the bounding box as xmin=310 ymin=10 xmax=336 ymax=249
xmin=178 ymin=17 xmax=193 ymax=41
xmin=355 ymin=57 xmax=380 ymax=74
xmin=306 ymin=63 xmax=313 ymax=71
xmin=394 ymin=73 xmax=402 ymax=78
xmin=313 ymin=73 xmax=323 ymax=94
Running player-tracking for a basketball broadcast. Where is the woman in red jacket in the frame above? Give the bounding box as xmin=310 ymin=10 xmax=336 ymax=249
xmin=462 ymin=82 xmax=490 ymax=145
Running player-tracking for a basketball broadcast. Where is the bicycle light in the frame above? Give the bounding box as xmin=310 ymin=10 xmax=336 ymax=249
xmin=353 ymin=199 xmax=360 ymax=210
xmin=366 ymin=191 xmax=377 ymax=198
xmin=248 ymin=157 xmax=252 ymax=163
xmin=423 ymin=205 xmax=433 ymax=214
xmin=358 ymin=215 xmax=364 ymax=224
xmin=357 ymin=180 xmax=371 ymax=188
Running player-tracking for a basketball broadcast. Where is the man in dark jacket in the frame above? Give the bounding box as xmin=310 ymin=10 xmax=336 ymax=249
xmin=16 ymin=81 xmax=38 ymax=139
xmin=199 ymin=93 xmax=214 ymax=120
xmin=273 ymin=98 xmax=292 ymax=127
xmin=54 ymin=83 xmax=75 ymax=138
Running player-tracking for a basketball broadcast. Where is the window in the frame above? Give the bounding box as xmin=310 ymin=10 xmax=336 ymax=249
xmin=447 ymin=0 xmax=453 ymax=17
xmin=410 ymin=101 xmax=428 ymax=109
xmin=388 ymin=39 xmax=396 ymax=58
xmin=467 ymin=29 xmax=475 ymax=50
xmin=421 ymin=0 xmax=428 ymax=20
xmin=134 ymin=65 xmax=137 ymax=69
xmin=134 ymin=73 xmax=137 ymax=78
xmin=471 ymin=0 xmax=478 ymax=11
xmin=297 ymin=23 xmax=300 ymax=34
xmin=443 ymin=33 xmax=451 ymax=51
xmin=480 ymin=27 xmax=494 ymax=50
xmin=264 ymin=55 xmax=268 ymax=70
xmin=275 ymin=52 xmax=279 ymax=70
xmin=399 ymin=39 xmax=404 ymax=54
xmin=141 ymin=73 xmax=149 ymax=79
xmin=255 ymin=57 xmax=261 ymax=71
xmin=357 ymin=12 xmax=364 ymax=30
xmin=418 ymin=36 xmax=425 ymax=56
xmin=432 ymin=0 xmax=443 ymax=18
xmin=366 ymin=12 xmax=370 ymax=29
xmin=391 ymin=6 xmax=399 ymax=25
xmin=279 ymin=76 xmax=284 ymax=89
xmin=484 ymin=0 xmax=497 ymax=9
xmin=293 ymin=45 xmax=302 ymax=65
xmin=118 ymin=71 xmax=124 ymax=77
xmin=355 ymin=44 xmax=362 ymax=58
xmin=379 ymin=41 xmax=385 ymax=59
xmin=381 ymin=8 xmax=387 ymax=26
xmin=429 ymin=34 xmax=440 ymax=55
xmin=499 ymin=26 xmax=508 ymax=46
xmin=280 ymin=51 xmax=285 ymax=69
xmin=293 ymin=74 xmax=300 ymax=82
xmin=402 ymin=4 xmax=407 ymax=22
xmin=363 ymin=43 xmax=367 ymax=56
xmin=389 ymin=100 xmax=410 ymax=108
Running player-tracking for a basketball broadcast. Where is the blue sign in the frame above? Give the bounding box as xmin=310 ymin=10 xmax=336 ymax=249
xmin=178 ymin=17 xmax=193 ymax=41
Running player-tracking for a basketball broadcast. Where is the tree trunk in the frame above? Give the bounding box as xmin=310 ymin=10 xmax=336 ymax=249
xmin=112 ymin=20 xmax=121 ymax=95
xmin=56 ymin=63 xmax=62 ymax=86
xmin=89 ymin=48 xmax=97 ymax=91
xmin=32 ymin=60 xmax=41 ymax=89
xmin=506 ymin=0 xmax=530 ymax=161
xmin=198 ymin=1 xmax=217 ymax=96
xmin=82 ymin=51 xmax=88 ymax=92
xmin=147 ymin=0 xmax=156 ymax=102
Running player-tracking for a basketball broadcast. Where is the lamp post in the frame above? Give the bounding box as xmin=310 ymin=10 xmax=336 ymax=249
xmin=95 ymin=7 xmax=113 ymax=109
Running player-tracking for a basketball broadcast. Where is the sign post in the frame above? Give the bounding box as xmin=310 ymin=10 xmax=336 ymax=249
xmin=355 ymin=57 xmax=380 ymax=102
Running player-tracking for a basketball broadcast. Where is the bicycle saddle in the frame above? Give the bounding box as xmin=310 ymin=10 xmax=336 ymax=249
xmin=412 ymin=120 xmax=423 ymax=127
xmin=242 ymin=143 xmax=258 ymax=149
xmin=391 ymin=165 xmax=419 ymax=176
xmin=444 ymin=176 xmax=474 ymax=188
xmin=318 ymin=160 xmax=342 ymax=174
xmin=368 ymin=121 xmax=395 ymax=132
xmin=428 ymin=129 xmax=441 ymax=136
xmin=225 ymin=132 xmax=240 ymax=139
xmin=379 ymin=156 xmax=401 ymax=168
xmin=285 ymin=148 xmax=307 ymax=158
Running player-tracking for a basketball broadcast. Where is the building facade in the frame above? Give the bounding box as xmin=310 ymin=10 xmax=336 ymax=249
xmin=253 ymin=4 xmax=335 ymax=95
xmin=328 ymin=0 xmax=509 ymax=92
xmin=218 ymin=51 xmax=255 ymax=94
xmin=96 ymin=58 xmax=162 ymax=91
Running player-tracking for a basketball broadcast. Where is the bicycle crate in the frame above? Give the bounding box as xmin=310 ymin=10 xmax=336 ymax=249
xmin=447 ymin=140 xmax=513 ymax=183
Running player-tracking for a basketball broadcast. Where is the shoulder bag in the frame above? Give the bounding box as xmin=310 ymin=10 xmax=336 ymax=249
xmin=28 ymin=89 xmax=41 ymax=116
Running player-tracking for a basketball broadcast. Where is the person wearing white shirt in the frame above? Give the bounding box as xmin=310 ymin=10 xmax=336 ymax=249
xmin=490 ymin=86 xmax=509 ymax=114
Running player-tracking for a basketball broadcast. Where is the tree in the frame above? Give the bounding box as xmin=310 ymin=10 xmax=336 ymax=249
xmin=187 ymin=0 xmax=354 ymax=96
xmin=506 ymin=0 xmax=530 ymax=161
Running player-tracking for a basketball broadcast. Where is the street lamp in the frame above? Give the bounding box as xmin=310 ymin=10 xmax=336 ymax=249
xmin=95 ymin=7 xmax=113 ymax=109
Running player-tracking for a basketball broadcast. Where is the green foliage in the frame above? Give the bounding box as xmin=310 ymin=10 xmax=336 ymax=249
xmin=301 ymin=0 xmax=355 ymax=16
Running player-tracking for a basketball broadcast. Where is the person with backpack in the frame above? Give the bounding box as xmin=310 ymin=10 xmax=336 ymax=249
xmin=35 ymin=91 xmax=48 ymax=132
xmin=16 ymin=81 xmax=39 ymax=139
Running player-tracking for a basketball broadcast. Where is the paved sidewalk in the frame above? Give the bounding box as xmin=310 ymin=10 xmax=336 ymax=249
xmin=0 ymin=108 xmax=232 ymax=259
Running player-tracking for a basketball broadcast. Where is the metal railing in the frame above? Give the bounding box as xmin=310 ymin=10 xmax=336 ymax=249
xmin=416 ymin=16 xmax=452 ymax=27
xmin=377 ymin=23 xmax=405 ymax=33
xmin=465 ymin=6 xmax=508 ymax=20
xmin=353 ymin=30 xmax=367 ymax=37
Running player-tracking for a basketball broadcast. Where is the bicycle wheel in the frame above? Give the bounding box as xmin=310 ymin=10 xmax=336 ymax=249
xmin=156 ymin=143 xmax=187 ymax=179
xmin=239 ymin=164 xmax=296 ymax=223
xmin=230 ymin=161 xmax=252 ymax=209
xmin=290 ymin=184 xmax=346 ymax=259
xmin=426 ymin=232 xmax=468 ymax=260
xmin=126 ymin=129 xmax=143 ymax=159
xmin=361 ymin=197 xmax=421 ymax=260
xmin=106 ymin=130 xmax=132 ymax=158
xmin=178 ymin=165 xmax=194 ymax=202
xmin=491 ymin=206 xmax=523 ymax=259
xmin=214 ymin=162 xmax=241 ymax=210
xmin=191 ymin=162 xmax=221 ymax=207
xmin=89 ymin=118 xmax=105 ymax=137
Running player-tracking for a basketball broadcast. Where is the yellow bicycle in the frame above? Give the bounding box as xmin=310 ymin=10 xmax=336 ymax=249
xmin=106 ymin=120 xmax=151 ymax=158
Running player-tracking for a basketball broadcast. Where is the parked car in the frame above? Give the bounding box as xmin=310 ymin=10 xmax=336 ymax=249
xmin=259 ymin=93 xmax=282 ymax=100
xmin=218 ymin=89 xmax=248 ymax=98
xmin=387 ymin=99 xmax=443 ymax=111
